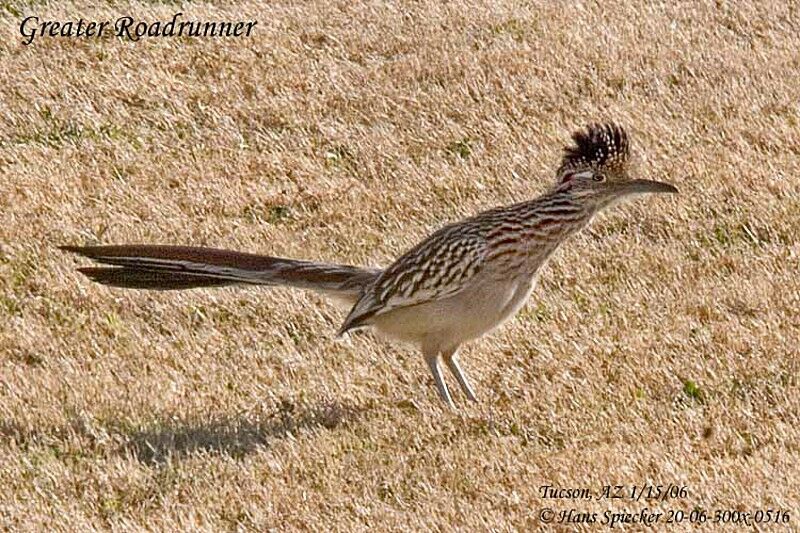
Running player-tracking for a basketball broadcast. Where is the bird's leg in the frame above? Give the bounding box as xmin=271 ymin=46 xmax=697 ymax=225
xmin=424 ymin=352 xmax=455 ymax=409
xmin=443 ymin=348 xmax=478 ymax=402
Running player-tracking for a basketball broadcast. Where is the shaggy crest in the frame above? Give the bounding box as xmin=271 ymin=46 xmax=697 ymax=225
xmin=558 ymin=123 xmax=630 ymax=179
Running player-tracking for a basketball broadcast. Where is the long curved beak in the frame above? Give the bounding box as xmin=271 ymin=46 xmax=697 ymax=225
xmin=622 ymin=179 xmax=679 ymax=195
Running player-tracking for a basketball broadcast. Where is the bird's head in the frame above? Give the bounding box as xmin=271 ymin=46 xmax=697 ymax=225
xmin=555 ymin=123 xmax=678 ymax=207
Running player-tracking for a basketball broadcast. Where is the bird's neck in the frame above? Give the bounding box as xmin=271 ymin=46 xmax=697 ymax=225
xmin=514 ymin=191 xmax=597 ymax=272
xmin=521 ymin=190 xmax=596 ymax=234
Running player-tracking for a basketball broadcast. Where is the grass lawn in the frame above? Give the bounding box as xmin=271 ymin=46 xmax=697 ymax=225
xmin=1 ymin=0 xmax=799 ymax=529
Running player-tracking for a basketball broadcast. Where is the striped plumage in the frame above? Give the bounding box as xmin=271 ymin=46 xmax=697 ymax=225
xmin=62 ymin=122 xmax=677 ymax=409
xmin=338 ymin=191 xmax=591 ymax=335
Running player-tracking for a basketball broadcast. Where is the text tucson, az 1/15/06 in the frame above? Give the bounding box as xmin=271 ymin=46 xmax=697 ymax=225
xmin=20 ymin=12 xmax=257 ymax=45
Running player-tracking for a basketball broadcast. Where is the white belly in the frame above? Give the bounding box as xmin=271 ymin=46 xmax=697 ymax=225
xmin=371 ymin=274 xmax=536 ymax=352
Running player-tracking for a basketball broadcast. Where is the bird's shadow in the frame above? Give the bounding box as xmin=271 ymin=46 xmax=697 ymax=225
xmin=121 ymin=400 xmax=363 ymax=466
xmin=0 ymin=400 xmax=364 ymax=467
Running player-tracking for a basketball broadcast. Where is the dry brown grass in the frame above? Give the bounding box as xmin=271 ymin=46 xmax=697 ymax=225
xmin=1 ymin=0 xmax=800 ymax=530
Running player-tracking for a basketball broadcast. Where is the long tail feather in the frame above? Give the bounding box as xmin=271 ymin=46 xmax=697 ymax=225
xmin=76 ymin=267 xmax=237 ymax=290
xmin=61 ymin=245 xmax=380 ymax=300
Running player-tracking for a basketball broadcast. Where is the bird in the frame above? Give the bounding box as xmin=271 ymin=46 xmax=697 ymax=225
xmin=61 ymin=122 xmax=677 ymax=409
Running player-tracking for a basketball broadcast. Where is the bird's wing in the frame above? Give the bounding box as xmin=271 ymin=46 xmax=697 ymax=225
xmin=338 ymin=227 xmax=487 ymax=334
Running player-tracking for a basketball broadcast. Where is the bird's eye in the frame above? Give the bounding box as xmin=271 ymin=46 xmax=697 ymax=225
xmin=592 ymin=173 xmax=606 ymax=182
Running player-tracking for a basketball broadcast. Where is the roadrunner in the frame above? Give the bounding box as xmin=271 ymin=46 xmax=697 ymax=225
xmin=62 ymin=123 xmax=677 ymax=409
